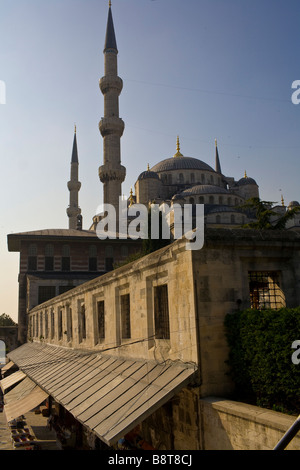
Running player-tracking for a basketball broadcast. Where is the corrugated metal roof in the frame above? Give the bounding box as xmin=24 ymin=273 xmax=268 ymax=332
xmin=8 ymin=342 xmax=196 ymax=446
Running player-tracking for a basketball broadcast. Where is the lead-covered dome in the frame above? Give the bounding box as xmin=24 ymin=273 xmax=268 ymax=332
xmin=151 ymin=156 xmax=214 ymax=173
xmin=138 ymin=170 xmax=159 ymax=181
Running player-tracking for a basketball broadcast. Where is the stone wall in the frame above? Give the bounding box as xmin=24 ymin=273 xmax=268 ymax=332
xmin=200 ymin=397 xmax=300 ymax=450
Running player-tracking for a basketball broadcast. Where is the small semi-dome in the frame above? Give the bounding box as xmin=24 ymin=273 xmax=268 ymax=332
xmin=288 ymin=200 xmax=300 ymax=208
xmin=180 ymin=184 xmax=229 ymax=196
xmin=138 ymin=170 xmax=159 ymax=181
xmin=237 ymin=171 xmax=257 ymax=186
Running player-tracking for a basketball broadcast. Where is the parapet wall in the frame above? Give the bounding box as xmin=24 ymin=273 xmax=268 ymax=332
xmin=200 ymin=397 xmax=300 ymax=450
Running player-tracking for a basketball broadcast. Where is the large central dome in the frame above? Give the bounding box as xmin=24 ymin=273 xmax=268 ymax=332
xmin=151 ymin=156 xmax=215 ymax=173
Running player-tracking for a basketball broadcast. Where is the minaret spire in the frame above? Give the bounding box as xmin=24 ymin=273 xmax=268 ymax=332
xmin=98 ymin=3 xmax=126 ymax=226
xmin=215 ymin=139 xmax=222 ymax=174
xmin=67 ymin=126 xmax=82 ymax=230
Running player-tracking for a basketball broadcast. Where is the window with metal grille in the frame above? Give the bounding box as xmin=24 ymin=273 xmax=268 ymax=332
xmin=38 ymin=286 xmax=56 ymax=304
xmin=58 ymin=309 xmax=62 ymax=340
xmin=248 ymin=271 xmax=286 ymax=310
xmin=120 ymin=294 xmax=131 ymax=339
xmin=80 ymin=304 xmax=86 ymax=341
xmin=154 ymin=284 xmax=170 ymax=339
xmin=97 ymin=300 xmax=105 ymax=340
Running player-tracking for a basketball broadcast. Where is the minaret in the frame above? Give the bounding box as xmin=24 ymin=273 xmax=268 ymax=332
xmin=67 ymin=126 xmax=82 ymax=230
xmin=98 ymin=2 xmax=126 ymax=225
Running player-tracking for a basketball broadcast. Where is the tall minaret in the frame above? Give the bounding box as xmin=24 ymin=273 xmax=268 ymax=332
xmin=98 ymin=2 xmax=126 ymax=224
xmin=67 ymin=126 xmax=82 ymax=229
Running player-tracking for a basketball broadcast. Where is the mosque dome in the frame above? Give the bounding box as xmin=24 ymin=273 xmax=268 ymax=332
xmin=151 ymin=156 xmax=214 ymax=173
xmin=288 ymin=201 xmax=300 ymax=208
xmin=150 ymin=136 xmax=215 ymax=174
xmin=237 ymin=172 xmax=257 ymax=186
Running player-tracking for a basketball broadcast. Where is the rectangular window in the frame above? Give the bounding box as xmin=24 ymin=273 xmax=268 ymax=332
xmin=62 ymin=257 xmax=70 ymax=271
xmin=97 ymin=300 xmax=105 ymax=340
xmin=45 ymin=256 xmax=54 ymax=271
xmin=67 ymin=307 xmax=72 ymax=342
xmin=80 ymin=304 xmax=86 ymax=341
xmin=248 ymin=271 xmax=286 ymax=310
xmin=105 ymin=258 xmax=114 ymax=272
xmin=89 ymin=257 xmax=97 ymax=271
xmin=58 ymin=309 xmax=62 ymax=340
xmin=121 ymin=294 xmax=131 ymax=339
xmin=38 ymin=286 xmax=56 ymax=304
xmin=28 ymin=256 xmax=37 ymax=271
xmin=59 ymin=286 xmax=74 ymax=295
xmin=154 ymin=284 xmax=170 ymax=339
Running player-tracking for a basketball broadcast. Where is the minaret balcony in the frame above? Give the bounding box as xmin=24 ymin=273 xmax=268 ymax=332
xmin=99 ymin=116 xmax=124 ymax=137
xmin=99 ymin=75 xmax=123 ymax=95
xmin=99 ymin=164 xmax=126 ymax=183
xmin=67 ymin=180 xmax=81 ymax=191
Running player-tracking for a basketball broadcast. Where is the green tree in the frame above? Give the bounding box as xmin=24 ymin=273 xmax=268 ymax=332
xmin=238 ymin=197 xmax=300 ymax=230
xmin=0 ymin=313 xmax=17 ymax=326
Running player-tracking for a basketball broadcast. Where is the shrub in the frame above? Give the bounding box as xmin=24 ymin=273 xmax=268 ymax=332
xmin=224 ymin=307 xmax=300 ymax=413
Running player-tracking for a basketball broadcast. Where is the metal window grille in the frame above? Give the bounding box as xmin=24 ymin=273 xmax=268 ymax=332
xmin=121 ymin=294 xmax=131 ymax=339
xmin=38 ymin=286 xmax=56 ymax=304
xmin=248 ymin=271 xmax=286 ymax=310
xmin=154 ymin=284 xmax=170 ymax=339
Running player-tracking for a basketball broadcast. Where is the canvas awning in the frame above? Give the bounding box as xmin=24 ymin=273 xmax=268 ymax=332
xmin=0 ymin=370 xmax=26 ymax=393
xmin=8 ymin=342 xmax=197 ymax=446
xmin=1 ymin=361 xmax=15 ymax=378
xmin=4 ymin=377 xmax=48 ymax=423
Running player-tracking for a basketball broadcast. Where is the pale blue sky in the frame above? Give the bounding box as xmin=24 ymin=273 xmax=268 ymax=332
xmin=1 ymin=0 xmax=299 ymax=322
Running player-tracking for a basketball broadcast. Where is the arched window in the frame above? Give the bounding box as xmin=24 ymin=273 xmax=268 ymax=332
xmin=199 ymin=196 xmax=204 ymax=204
xmin=179 ymin=173 xmax=184 ymax=184
xmin=189 ymin=197 xmax=195 ymax=204
xmin=190 ymin=173 xmax=195 ymax=184
xmin=45 ymin=244 xmax=54 ymax=271
xmin=219 ymin=196 xmax=223 ymax=204
xmin=209 ymin=196 xmax=214 ymax=204
xmin=201 ymin=174 xmax=205 ymax=183
xmin=168 ymin=174 xmax=172 ymax=184
xmin=28 ymin=244 xmax=37 ymax=271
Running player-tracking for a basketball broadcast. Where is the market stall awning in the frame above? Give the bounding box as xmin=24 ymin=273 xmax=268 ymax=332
xmin=0 ymin=370 xmax=26 ymax=393
xmin=4 ymin=384 xmax=48 ymax=423
xmin=4 ymin=376 xmax=38 ymax=404
xmin=1 ymin=361 xmax=15 ymax=378
xmin=8 ymin=342 xmax=197 ymax=446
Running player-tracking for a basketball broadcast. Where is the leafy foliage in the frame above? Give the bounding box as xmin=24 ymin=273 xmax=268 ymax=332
xmin=0 ymin=313 xmax=17 ymax=326
xmin=224 ymin=307 xmax=300 ymax=413
xmin=238 ymin=197 xmax=300 ymax=230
